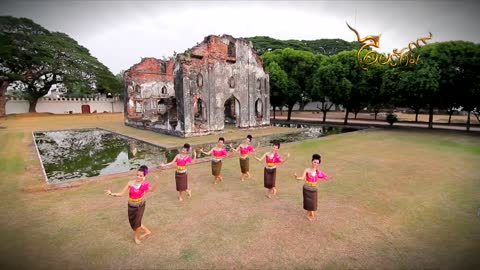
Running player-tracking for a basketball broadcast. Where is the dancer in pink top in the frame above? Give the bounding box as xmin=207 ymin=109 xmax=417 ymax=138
xmin=255 ymin=141 xmax=290 ymax=198
xmin=294 ymin=154 xmax=331 ymax=221
xmin=160 ymin=143 xmax=196 ymax=201
xmin=105 ymin=165 xmax=156 ymax=244
xmin=199 ymin=137 xmax=229 ymax=184
xmin=231 ymin=134 xmax=257 ymax=181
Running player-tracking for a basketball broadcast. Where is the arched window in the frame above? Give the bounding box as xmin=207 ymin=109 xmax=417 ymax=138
xmin=195 ymin=98 xmax=204 ymax=120
xmin=161 ymin=86 xmax=167 ymax=95
xmin=228 ymin=42 xmax=235 ymax=57
xmin=197 ymin=73 xmax=203 ymax=88
xmin=229 ymin=76 xmax=235 ymax=88
xmin=256 ymin=78 xmax=262 ymax=90
xmin=255 ymin=98 xmax=263 ymax=118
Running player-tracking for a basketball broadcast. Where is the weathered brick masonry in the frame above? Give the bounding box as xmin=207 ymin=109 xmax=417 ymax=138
xmin=124 ymin=34 xmax=269 ymax=137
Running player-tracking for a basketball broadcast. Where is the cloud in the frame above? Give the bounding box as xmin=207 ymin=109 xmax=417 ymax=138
xmin=2 ymin=0 xmax=479 ymax=74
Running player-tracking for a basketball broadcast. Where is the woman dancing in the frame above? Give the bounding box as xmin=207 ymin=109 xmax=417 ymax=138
xmin=105 ymin=165 xmax=155 ymax=244
xmin=160 ymin=143 xmax=196 ymax=201
xmin=231 ymin=134 xmax=256 ymax=181
xmin=255 ymin=141 xmax=289 ymax=198
xmin=294 ymin=154 xmax=330 ymax=221
xmin=199 ymin=137 xmax=228 ymax=184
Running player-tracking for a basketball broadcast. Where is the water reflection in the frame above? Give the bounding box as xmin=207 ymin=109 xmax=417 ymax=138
xmin=34 ymin=125 xmax=360 ymax=183
xmin=34 ymin=129 xmax=167 ymax=183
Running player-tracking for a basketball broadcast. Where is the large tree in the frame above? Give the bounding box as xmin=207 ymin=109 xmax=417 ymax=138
xmin=324 ymin=50 xmax=369 ymax=124
xmin=311 ymin=55 xmax=341 ymax=122
xmin=419 ymin=41 xmax=480 ymax=131
xmin=262 ymin=48 xmax=320 ymax=121
xmin=265 ymin=62 xmax=289 ymax=119
xmin=0 ymin=16 xmax=120 ymax=114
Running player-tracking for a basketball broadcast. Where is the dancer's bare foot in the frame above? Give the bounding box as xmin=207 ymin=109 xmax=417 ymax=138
xmin=273 ymin=188 xmax=277 ymax=195
xmin=187 ymin=190 xmax=192 ymax=197
xmin=140 ymin=231 xmax=151 ymax=239
xmin=134 ymin=238 xmax=141 ymax=244
xmin=306 ymin=215 xmax=314 ymax=221
xmin=178 ymin=196 xmax=183 ymax=201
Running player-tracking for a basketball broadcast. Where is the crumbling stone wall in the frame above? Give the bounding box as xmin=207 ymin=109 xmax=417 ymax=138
xmin=123 ymin=57 xmax=181 ymax=135
xmin=175 ymin=35 xmax=269 ymax=137
xmin=124 ymin=35 xmax=269 ymax=137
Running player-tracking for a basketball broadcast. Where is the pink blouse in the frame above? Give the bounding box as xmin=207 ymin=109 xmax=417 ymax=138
xmin=239 ymin=145 xmax=255 ymax=155
xmin=176 ymin=155 xmax=192 ymax=166
xmin=213 ymin=148 xmax=228 ymax=159
xmin=129 ymin=181 xmax=150 ymax=200
xmin=306 ymin=169 xmax=328 ymax=184
xmin=176 ymin=155 xmax=192 ymax=172
xmin=265 ymin=152 xmax=282 ymax=164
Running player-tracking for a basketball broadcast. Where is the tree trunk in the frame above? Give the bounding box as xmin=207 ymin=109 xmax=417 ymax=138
xmin=448 ymin=113 xmax=452 ymax=124
xmin=273 ymin=107 xmax=276 ymax=120
xmin=474 ymin=111 xmax=480 ymax=123
xmin=428 ymin=106 xmax=434 ymax=129
xmin=0 ymin=78 xmax=9 ymax=117
xmin=322 ymin=110 xmax=327 ymax=123
xmin=298 ymin=103 xmax=305 ymax=111
xmin=374 ymin=109 xmax=379 ymax=120
xmin=343 ymin=109 xmax=349 ymax=125
xmin=354 ymin=111 xmax=358 ymax=119
xmin=287 ymin=104 xmax=294 ymax=121
xmin=466 ymin=111 xmax=471 ymax=132
xmin=415 ymin=109 xmax=419 ymax=122
xmin=29 ymin=98 xmax=38 ymax=113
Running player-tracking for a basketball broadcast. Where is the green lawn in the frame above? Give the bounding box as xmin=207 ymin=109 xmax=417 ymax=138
xmin=0 ymin=114 xmax=479 ymax=269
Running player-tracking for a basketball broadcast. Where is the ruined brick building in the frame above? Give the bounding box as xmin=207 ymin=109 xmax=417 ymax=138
xmin=124 ymin=34 xmax=270 ymax=137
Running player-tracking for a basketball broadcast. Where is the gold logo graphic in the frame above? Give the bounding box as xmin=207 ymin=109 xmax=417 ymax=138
xmin=346 ymin=22 xmax=432 ymax=70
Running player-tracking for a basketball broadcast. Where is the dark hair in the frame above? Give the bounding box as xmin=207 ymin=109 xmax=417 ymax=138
xmin=138 ymin=165 xmax=149 ymax=176
xmin=183 ymin=143 xmax=191 ymax=151
xmin=272 ymin=141 xmax=280 ymax=149
xmin=218 ymin=137 xmax=225 ymax=143
xmin=246 ymin=134 xmax=253 ymax=141
xmin=312 ymin=154 xmax=321 ymax=162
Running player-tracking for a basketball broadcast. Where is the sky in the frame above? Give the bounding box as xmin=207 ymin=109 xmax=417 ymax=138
xmin=2 ymin=0 xmax=480 ymax=75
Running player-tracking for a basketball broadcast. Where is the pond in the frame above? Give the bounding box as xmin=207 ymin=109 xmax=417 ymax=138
xmin=34 ymin=128 xmax=172 ymax=183
xmin=34 ymin=124 xmax=361 ymax=183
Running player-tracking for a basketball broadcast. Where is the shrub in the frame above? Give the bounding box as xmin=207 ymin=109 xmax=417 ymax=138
xmin=386 ymin=113 xmax=398 ymax=126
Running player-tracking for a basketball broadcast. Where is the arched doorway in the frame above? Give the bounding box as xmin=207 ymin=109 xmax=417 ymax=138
xmin=224 ymin=96 xmax=240 ymax=127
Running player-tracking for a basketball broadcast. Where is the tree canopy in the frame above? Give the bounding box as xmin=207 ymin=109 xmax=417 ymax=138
xmin=0 ymin=16 xmax=121 ymax=113
xmin=247 ymin=36 xmax=362 ymax=56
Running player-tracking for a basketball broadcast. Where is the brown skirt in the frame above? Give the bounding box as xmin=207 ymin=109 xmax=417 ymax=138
xmin=175 ymin=171 xmax=188 ymax=191
xmin=303 ymin=186 xmax=318 ymax=211
xmin=211 ymin=160 xmax=222 ymax=177
xmin=264 ymin=167 xmax=276 ymax=189
xmin=240 ymin=157 xmax=249 ymax=173
xmin=128 ymin=201 xmax=146 ymax=230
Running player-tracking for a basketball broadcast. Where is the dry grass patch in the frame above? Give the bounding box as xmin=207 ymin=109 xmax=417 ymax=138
xmin=0 ymin=115 xmax=479 ymax=269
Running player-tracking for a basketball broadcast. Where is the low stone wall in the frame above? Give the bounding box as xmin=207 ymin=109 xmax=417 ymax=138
xmin=6 ymin=97 xmax=124 ymax=114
